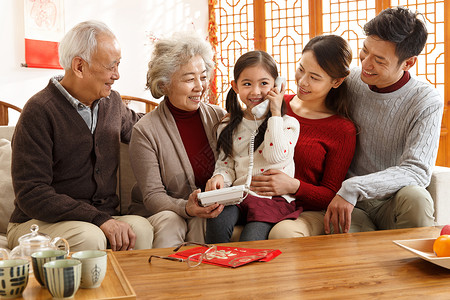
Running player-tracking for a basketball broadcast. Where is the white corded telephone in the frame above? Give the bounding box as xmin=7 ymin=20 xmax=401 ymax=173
xmin=197 ymin=77 xmax=286 ymax=207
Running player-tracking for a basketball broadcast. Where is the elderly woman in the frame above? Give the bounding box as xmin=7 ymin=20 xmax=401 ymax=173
xmin=128 ymin=33 xmax=226 ymax=248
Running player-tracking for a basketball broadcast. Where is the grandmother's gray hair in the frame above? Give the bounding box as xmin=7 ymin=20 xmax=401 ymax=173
xmin=146 ymin=32 xmax=214 ymax=99
xmin=59 ymin=20 xmax=116 ymax=70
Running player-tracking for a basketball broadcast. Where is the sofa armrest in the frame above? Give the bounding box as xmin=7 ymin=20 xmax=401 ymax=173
xmin=427 ymin=166 xmax=450 ymax=225
xmin=0 ymin=126 xmax=15 ymax=140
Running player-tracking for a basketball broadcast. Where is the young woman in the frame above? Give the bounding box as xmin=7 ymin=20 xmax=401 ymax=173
xmin=251 ymin=35 xmax=357 ymax=238
xmin=205 ymin=50 xmax=300 ymax=243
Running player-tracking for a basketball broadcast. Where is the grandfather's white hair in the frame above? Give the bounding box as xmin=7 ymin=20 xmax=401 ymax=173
xmin=59 ymin=20 xmax=116 ymax=70
xmin=146 ymin=32 xmax=214 ymax=99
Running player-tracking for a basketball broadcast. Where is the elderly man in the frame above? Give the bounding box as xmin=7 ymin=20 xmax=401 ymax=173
xmin=7 ymin=20 xmax=153 ymax=251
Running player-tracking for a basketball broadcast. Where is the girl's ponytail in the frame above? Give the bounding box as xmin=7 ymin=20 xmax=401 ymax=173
xmin=217 ymin=88 xmax=244 ymax=159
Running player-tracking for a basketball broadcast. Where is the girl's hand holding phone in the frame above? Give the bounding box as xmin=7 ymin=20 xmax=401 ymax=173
xmin=205 ymin=174 xmax=225 ymax=191
xmin=266 ymin=77 xmax=286 ymax=117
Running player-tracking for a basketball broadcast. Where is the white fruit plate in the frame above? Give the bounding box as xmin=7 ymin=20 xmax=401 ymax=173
xmin=393 ymin=238 xmax=450 ymax=269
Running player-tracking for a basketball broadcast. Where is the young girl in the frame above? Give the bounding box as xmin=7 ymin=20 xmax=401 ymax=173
xmin=205 ymin=50 xmax=300 ymax=243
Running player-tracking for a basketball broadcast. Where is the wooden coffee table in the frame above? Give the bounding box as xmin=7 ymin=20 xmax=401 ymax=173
xmin=113 ymin=226 xmax=449 ymax=299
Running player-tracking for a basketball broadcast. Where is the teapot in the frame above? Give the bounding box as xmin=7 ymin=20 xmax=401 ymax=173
xmin=1 ymin=224 xmax=69 ymax=263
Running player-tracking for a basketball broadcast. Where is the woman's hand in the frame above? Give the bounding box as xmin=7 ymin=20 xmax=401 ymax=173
xmin=265 ymin=80 xmax=286 ymax=117
xmin=205 ymin=174 xmax=224 ymax=191
xmin=251 ymin=169 xmax=300 ymax=196
xmin=185 ymin=189 xmax=224 ymax=218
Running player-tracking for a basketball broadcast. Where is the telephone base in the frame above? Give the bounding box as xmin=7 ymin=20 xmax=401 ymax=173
xmin=198 ymin=185 xmax=246 ymax=207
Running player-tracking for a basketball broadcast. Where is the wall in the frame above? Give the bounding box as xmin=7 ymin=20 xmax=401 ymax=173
xmin=0 ymin=0 xmax=208 ymax=124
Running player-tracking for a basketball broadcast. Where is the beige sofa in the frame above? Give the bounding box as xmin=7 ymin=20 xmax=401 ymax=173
xmin=1 ymin=125 xmax=450 ymax=250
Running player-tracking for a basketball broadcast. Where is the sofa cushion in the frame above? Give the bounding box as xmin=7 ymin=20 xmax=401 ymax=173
xmin=0 ymin=138 xmax=15 ymax=235
xmin=0 ymin=234 xmax=8 ymax=249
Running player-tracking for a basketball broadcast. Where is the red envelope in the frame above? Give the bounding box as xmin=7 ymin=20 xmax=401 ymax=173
xmin=170 ymin=246 xmax=281 ymax=268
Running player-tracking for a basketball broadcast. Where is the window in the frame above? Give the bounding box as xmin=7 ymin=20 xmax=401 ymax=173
xmin=210 ymin=0 xmax=449 ymax=166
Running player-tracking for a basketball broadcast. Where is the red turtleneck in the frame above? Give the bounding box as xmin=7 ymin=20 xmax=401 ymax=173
xmin=166 ymin=99 xmax=215 ymax=190
xmin=369 ymin=71 xmax=410 ymax=93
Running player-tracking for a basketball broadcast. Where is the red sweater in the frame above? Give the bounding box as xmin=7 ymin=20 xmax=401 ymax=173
xmin=167 ymin=100 xmax=215 ymax=190
xmin=285 ymin=95 xmax=356 ymax=211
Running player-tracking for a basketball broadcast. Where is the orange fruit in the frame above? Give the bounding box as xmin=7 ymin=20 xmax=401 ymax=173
xmin=433 ymin=235 xmax=450 ymax=257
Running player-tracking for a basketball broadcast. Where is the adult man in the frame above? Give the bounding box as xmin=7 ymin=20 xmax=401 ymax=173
xmin=324 ymin=6 xmax=443 ymax=234
xmin=7 ymin=21 xmax=153 ymax=251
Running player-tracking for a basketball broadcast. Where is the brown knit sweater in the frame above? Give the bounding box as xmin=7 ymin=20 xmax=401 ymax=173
xmin=128 ymin=99 xmax=225 ymax=219
xmin=10 ymin=80 xmax=142 ymax=227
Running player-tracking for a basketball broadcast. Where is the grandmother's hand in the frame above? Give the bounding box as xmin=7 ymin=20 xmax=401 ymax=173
xmin=185 ymin=189 xmax=224 ymax=218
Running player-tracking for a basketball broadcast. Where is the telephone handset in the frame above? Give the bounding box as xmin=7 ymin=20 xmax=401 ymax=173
xmin=251 ymin=76 xmax=286 ymax=118
xmin=275 ymin=76 xmax=286 ymax=92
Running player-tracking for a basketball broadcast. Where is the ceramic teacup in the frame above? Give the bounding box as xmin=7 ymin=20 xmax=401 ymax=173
xmin=43 ymin=259 xmax=81 ymax=299
xmin=0 ymin=259 xmax=30 ymax=299
xmin=71 ymin=250 xmax=107 ymax=288
xmin=31 ymin=249 xmax=67 ymax=287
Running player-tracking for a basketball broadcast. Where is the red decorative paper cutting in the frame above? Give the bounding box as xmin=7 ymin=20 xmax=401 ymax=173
xmin=171 ymin=246 xmax=281 ymax=268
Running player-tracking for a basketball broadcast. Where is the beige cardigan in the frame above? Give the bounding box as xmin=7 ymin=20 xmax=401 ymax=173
xmin=128 ymin=99 xmax=226 ymax=219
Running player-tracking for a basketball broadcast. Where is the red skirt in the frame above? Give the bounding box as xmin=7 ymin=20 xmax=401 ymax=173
xmin=237 ymin=194 xmax=302 ymax=223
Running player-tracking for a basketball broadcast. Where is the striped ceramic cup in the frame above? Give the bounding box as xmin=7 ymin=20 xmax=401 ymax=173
xmin=43 ymin=259 xmax=81 ymax=299
xmin=0 ymin=259 xmax=29 ymax=298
